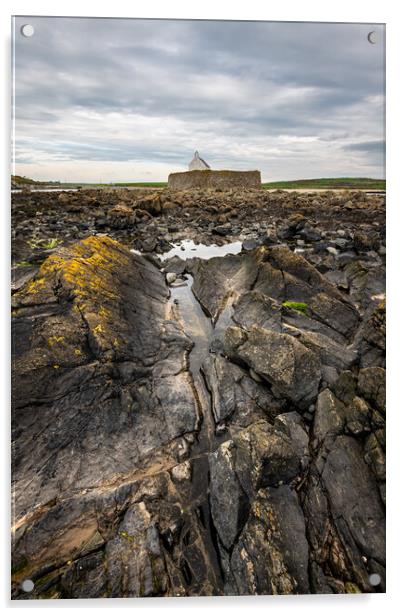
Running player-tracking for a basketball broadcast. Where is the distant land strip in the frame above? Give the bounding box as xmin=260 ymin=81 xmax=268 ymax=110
xmin=261 ymin=177 xmax=385 ymax=190
xmin=11 ymin=176 xmax=385 ymax=191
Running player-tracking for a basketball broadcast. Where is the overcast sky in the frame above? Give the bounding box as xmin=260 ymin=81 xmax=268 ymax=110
xmin=13 ymin=17 xmax=385 ymax=182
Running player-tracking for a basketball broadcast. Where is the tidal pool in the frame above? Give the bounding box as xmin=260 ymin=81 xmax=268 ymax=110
xmin=160 ymin=239 xmax=242 ymax=261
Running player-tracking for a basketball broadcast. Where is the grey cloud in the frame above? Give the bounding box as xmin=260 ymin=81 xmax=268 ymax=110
xmin=344 ymin=140 xmax=385 ymax=152
xmin=13 ymin=17 xmax=385 ymax=181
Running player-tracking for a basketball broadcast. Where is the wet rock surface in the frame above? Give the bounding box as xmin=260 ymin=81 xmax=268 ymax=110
xmin=11 ymin=188 xmax=385 ymax=598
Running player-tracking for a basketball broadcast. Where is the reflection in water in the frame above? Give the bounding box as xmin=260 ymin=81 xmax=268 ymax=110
xmin=170 ymin=274 xmax=213 ymax=375
xmin=169 ymin=273 xmax=229 ymax=456
xmin=166 ymin=246 xmax=234 ymax=591
xmin=11 ymin=188 xmax=80 ymax=193
xmin=160 ymin=239 xmax=242 ymax=261
xmin=160 ymin=240 xmax=244 ymax=374
xmin=147 ymin=241 xmax=240 ymax=445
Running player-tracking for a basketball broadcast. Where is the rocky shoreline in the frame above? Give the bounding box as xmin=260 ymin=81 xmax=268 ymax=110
xmin=11 ymin=188 xmax=385 ymax=598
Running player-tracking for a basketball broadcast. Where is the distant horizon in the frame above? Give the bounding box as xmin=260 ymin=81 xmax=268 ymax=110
xmin=13 ymin=18 xmax=385 ymax=182
xmin=12 ymin=173 xmax=386 ymax=185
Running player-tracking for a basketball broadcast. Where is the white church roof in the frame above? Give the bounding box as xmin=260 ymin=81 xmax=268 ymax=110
xmin=189 ymin=150 xmax=211 ymax=171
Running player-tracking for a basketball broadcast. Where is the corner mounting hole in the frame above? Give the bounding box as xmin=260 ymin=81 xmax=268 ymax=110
xmin=367 ymin=31 xmax=377 ymax=44
xmin=21 ymin=24 xmax=34 ymax=38
xmin=369 ymin=573 xmax=381 ymax=586
xmin=21 ymin=579 xmax=34 ymax=592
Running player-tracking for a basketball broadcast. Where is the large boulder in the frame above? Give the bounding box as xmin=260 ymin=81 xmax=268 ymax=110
xmin=321 ymin=436 xmax=386 ymax=581
xmin=358 ymin=367 xmax=386 ymax=413
xmin=225 ymin=325 xmax=321 ymax=407
xmin=190 ymin=252 xmax=259 ymax=320
xmin=231 ymin=486 xmax=310 ymax=595
xmin=201 ymin=354 xmax=284 ymax=428
xmin=232 ymin=420 xmax=304 ymax=496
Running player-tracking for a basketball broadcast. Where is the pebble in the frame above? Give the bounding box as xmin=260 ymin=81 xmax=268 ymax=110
xmin=249 ymin=368 xmax=263 ymax=383
xmin=301 ymin=228 xmax=322 ymax=242
xmin=263 ymin=229 xmax=277 ymax=245
xmin=336 ymin=252 xmax=356 ymax=267
xmin=166 ymin=272 xmax=177 ymax=284
xmin=242 ymin=238 xmax=259 ymax=251
xmin=171 ymin=461 xmax=192 ymax=482
xmin=334 ymin=238 xmax=349 ymax=249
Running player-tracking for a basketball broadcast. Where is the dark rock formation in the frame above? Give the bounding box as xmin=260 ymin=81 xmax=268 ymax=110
xmin=225 ymin=325 xmax=321 ymax=407
xmin=11 ymin=188 xmax=386 ymax=599
xmin=12 ymin=237 xmax=206 ymax=597
xmin=231 ymin=486 xmax=310 ymax=595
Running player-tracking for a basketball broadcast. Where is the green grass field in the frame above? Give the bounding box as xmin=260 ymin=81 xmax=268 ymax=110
xmin=261 ymin=178 xmax=385 ymax=190
xmin=105 ymin=182 xmax=168 ymax=187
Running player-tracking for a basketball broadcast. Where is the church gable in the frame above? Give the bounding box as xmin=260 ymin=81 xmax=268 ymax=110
xmin=189 ymin=150 xmax=211 ymax=171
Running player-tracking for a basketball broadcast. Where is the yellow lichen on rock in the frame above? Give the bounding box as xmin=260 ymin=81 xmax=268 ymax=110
xmin=48 ymin=336 xmax=65 ymax=346
xmin=39 ymin=236 xmax=131 ymax=305
xmin=26 ymin=277 xmax=46 ymax=294
xmin=13 ymin=236 xmax=138 ymax=370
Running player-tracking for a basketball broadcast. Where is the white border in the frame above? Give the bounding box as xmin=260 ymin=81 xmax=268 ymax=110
xmin=1 ymin=1 xmax=401 ymax=614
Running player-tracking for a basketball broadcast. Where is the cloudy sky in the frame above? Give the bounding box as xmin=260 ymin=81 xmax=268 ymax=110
xmin=12 ymin=17 xmax=385 ymax=182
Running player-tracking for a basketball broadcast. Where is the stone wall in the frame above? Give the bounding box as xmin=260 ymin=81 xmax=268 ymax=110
xmin=168 ymin=169 xmax=261 ymax=190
